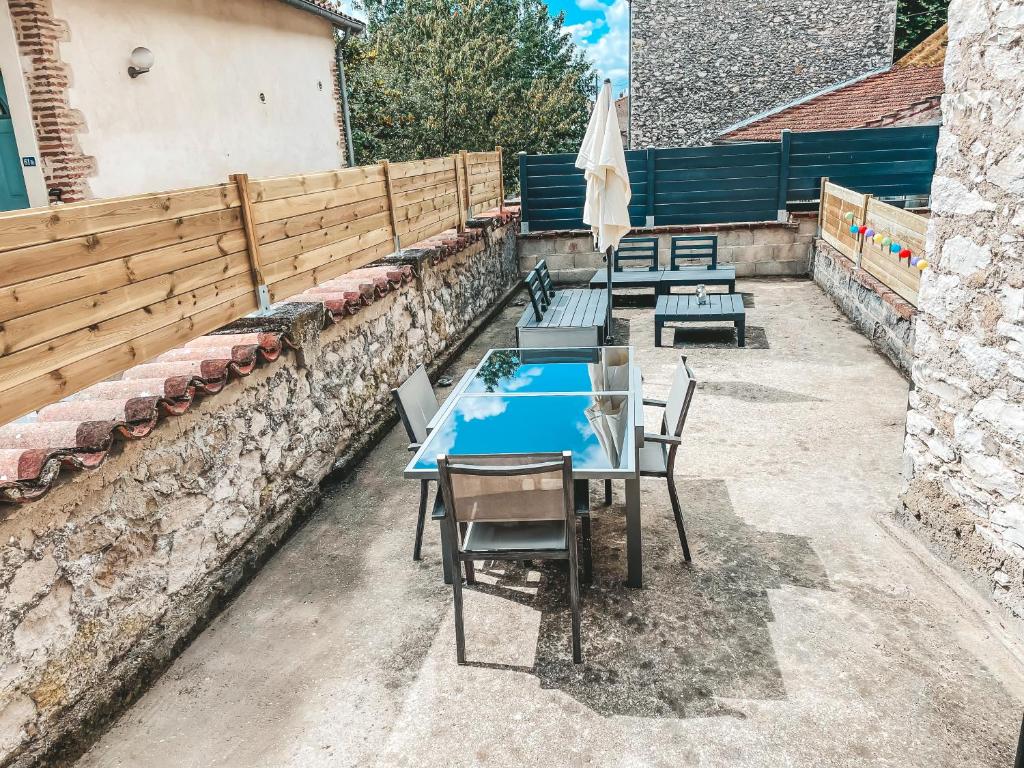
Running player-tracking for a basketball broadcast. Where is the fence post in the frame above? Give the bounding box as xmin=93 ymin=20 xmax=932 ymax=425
xmin=856 ymin=192 xmax=871 ymax=269
xmin=231 ymin=173 xmax=271 ymax=313
xmin=645 ymin=147 xmax=656 ymax=227
xmin=496 ymin=145 xmax=504 ymax=212
xmin=518 ymin=151 xmax=530 ymax=234
xmin=817 ymin=175 xmax=828 ymax=238
xmin=776 ymin=128 xmax=791 ymax=222
xmin=459 ymin=149 xmax=471 ymax=222
xmin=381 ymin=160 xmax=401 ymax=254
xmin=452 ymin=154 xmax=466 ymax=233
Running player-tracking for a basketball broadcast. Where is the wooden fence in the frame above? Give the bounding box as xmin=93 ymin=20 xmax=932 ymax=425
xmin=818 ymin=179 xmax=926 ymax=306
xmin=0 ymin=149 xmax=504 ymax=426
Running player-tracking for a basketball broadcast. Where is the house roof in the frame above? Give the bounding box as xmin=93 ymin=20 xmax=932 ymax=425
xmin=895 ymin=24 xmax=948 ymax=68
xmin=717 ymin=65 xmax=945 ymax=142
xmin=279 ymin=0 xmax=366 ymax=33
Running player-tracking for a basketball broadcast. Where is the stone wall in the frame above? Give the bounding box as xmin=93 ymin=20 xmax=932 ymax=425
xmin=518 ymin=219 xmax=815 ymax=284
xmin=898 ymin=0 xmax=1024 ymax=625
xmin=629 ymin=0 xmax=897 ymax=147
xmin=0 ymin=222 xmax=519 ymax=767
xmin=811 ymin=240 xmax=916 ymax=377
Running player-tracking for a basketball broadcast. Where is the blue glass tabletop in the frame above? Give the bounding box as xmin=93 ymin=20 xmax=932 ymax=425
xmin=464 ymin=346 xmax=631 ymax=394
xmin=409 ymin=394 xmax=632 ymax=477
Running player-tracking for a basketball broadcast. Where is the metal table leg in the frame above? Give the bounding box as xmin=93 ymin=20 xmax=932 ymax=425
xmin=625 ymin=475 xmax=642 ymax=588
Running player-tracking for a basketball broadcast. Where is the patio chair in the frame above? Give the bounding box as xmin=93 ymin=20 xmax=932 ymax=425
xmin=640 ymin=356 xmax=697 ymax=561
xmin=436 ymin=451 xmax=587 ymax=664
xmin=535 ymin=259 xmax=557 ymax=301
xmin=392 ymin=364 xmax=441 ymax=561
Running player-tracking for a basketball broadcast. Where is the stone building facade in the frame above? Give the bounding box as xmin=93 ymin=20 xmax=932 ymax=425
xmin=898 ymin=0 xmax=1024 ymax=623
xmin=629 ymin=0 xmax=898 ymax=148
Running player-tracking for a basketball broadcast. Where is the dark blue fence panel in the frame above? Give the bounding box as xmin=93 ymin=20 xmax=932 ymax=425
xmin=652 ymin=142 xmax=780 ymax=225
xmin=787 ymin=125 xmax=940 ymax=203
xmin=519 ymin=125 xmax=939 ymax=232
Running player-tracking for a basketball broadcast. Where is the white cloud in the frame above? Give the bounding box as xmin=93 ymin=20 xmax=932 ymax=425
xmin=564 ymin=19 xmax=604 ymax=45
xmin=570 ymin=0 xmax=629 ymax=95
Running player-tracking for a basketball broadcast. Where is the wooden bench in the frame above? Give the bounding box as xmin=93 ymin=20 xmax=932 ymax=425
xmin=655 ymin=293 xmax=746 ymax=347
xmin=660 ymin=235 xmax=736 ymax=294
xmin=588 ymin=237 xmax=664 ymax=296
xmin=517 ymin=261 xmax=608 ymax=347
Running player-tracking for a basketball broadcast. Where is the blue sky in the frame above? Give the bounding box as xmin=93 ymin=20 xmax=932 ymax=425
xmin=549 ymin=0 xmax=629 ymax=97
xmin=340 ymin=0 xmax=629 ymax=98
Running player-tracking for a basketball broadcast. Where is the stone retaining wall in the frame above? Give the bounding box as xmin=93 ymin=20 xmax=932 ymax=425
xmin=811 ymin=240 xmax=916 ymax=377
xmin=518 ymin=220 xmax=815 ymax=284
xmin=897 ymin=0 xmax=1024 ymax=628
xmin=0 ymin=223 xmax=519 ymax=767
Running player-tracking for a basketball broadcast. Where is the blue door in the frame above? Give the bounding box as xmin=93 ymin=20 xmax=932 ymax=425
xmin=0 ymin=71 xmax=29 ymax=211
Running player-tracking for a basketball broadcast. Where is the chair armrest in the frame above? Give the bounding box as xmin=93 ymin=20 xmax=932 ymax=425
xmin=407 ymin=443 xmax=421 ymax=452
xmin=643 ymin=398 xmax=667 ymax=408
xmin=644 ymin=432 xmax=681 ymax=446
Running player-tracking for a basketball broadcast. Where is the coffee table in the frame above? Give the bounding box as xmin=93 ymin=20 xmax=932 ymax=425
xmin=655 ymin=293 xmax=746 ymax=347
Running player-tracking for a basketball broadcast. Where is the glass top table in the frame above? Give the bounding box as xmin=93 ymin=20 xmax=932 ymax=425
xmin=406 ymin=347 xmax=637 ymax=479
xmin=404 ymin=346 xmax=647 ymax=587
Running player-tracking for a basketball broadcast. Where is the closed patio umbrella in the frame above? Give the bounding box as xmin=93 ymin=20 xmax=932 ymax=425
xmin=576 ymin=78 xmax=631 ymax=342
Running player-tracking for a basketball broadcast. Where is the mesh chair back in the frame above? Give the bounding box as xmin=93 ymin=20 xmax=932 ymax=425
xmin=524 ymin=270 xmax=547 ymax=318
xmin=670 ymin=235 xmax=718 ymax=270
xmin=665 ymin=357 xmax=697 ymax=437
xmin=438 ymin=452 xmax=573 ymax=525
xmin=393 ymin=365 xmax=438 ymax=444
xmin=518 ymin=326 xmax=600 ymax=349
xmin=613 ymin=237 xmax=658 ymax=272
xmin=536 ymin=260 xmax=556 ymax=299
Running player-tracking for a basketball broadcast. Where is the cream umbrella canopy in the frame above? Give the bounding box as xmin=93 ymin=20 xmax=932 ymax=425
xmin=575 ymin=79 xmax=631 ymax=341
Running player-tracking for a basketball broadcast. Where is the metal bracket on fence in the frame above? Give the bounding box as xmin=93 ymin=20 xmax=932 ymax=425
xmin=255 ymin=284 xmax=272 ymax=315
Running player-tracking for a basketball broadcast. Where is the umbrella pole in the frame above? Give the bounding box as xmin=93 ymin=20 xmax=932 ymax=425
xmin=605 ymin=245 xmax=614 ymax=343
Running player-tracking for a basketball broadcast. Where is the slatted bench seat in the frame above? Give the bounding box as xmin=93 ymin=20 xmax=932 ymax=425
xmin=660 ymin=235 xmax=736 ymax=294
xmin=588 ymin=236 xmax=663 ymax=298
xmin=517 ymin=260 xmax=608 ymax=347
xmin=655 ymin=293 xmax=746 ymax=347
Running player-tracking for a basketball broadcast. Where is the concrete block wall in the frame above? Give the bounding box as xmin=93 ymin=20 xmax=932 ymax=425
xmin=518 ymin=220 xmax=815 ymax=284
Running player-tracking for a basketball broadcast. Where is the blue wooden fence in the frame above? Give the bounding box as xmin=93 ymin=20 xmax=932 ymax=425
xmin=519 ymin=125 xmax=939 ymax=232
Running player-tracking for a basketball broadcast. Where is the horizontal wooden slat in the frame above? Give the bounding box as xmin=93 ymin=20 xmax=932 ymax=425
xmin=390 ymin=169 xmax=456 ymax=195
xmin=263 ymin=226 xmax=394 ymax=285
xmin=394 ymin=192 xmax=458 ymax=224
xmin=0 ymin=293 xmax=258 ymax=428
xmin=251 ymin=181 xmax=387 ymax=225
xmin=0 ymin=228 xmax=247 ymax=324
xmin=267 ymin=239 xmax=396 ymax=303
xmin=249 ymin=165 xmax=386 ymax=203
xmin=0 ymin=207 xmax=243 ymax=289
xmin=255 ymin=195 xmax=388 ymax=246
xmin=259 ymin=211 xmax=392 ymax=266
xmin=0 ymin=184 xmax=239 ymax=253
xmin=0 ymin=271 xmax=256 ymax=392
xmin=396 ymin=204 xmax=459 ymax=239
xmin=389 ymin=157 xmax=453 ymax=180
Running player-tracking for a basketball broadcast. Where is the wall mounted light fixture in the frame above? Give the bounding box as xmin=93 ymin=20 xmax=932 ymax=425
xmin=128 ymin=47 xmax=154 ymax=78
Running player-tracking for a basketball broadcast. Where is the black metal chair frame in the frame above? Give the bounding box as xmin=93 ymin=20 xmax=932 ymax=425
xmin=392 ymin=366 xmax=441 ymax=561
xmin=641 ymin=355 xmax=698 ymax=561
xmin=436 ymin=451 xmax=588 ymax=664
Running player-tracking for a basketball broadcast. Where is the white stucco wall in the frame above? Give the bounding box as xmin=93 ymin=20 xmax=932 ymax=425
xmin=53 ymin=0 xmax=345 ymax=199
xmin=0 ymin=0 xmax=48 ymax=207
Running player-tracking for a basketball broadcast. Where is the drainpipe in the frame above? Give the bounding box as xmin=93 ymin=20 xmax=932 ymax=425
xmin=336 ymin=32 xmax=356 ymax=167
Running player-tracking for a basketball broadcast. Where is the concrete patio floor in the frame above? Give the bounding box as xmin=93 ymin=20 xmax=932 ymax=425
xmin=76 ymin=277 xmax=1024 ymax=767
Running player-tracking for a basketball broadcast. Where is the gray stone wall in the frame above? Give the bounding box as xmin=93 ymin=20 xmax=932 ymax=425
xmin=519 ymin=220 xmax=815 ymax=284
xmin=898 ymin=0 xmax=1024 ymax=624
xmin=630 ymin=0 xmax=897 ymax=147
xmin=811 ymin=240 xmax=916 ymax=377
xmin=0 ymin=224 xmax=519 ymax=768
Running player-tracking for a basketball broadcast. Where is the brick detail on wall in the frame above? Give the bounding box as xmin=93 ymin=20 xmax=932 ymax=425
xmin=8 ymin=0 xmax=95 ymax=202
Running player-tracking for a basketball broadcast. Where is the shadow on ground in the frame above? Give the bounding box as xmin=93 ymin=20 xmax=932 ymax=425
xmin=698 ymin=380 xmax=824 ymax=404
xmin=671 ymin=325 xmax=769 ymax=349
xmin=461 ymin=477 xmax=830 ymax=719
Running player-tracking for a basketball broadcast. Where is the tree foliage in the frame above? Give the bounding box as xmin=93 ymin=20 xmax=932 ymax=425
xmin=343 ymin=0 xmax=595 ymax=188
xmin=894 ymin=0 xmax=948 ymax=58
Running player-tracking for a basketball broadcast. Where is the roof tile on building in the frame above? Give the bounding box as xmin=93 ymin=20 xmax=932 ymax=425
xmin=0 ymin=207 xmax=518 ymax=505
xmin=719 ymin=65 xmax=945 ymax=142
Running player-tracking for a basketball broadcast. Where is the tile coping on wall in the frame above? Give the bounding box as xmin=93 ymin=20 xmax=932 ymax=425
xmin=0 ymin=207 xmax=520 ymax=506
xmin=816 ymin=239 xmax=917 ymax=321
